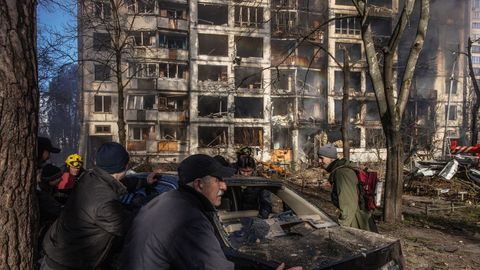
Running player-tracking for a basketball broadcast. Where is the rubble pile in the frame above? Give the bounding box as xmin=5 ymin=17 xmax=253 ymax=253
xmin=288 ymin=167 xmax=329 ymax=188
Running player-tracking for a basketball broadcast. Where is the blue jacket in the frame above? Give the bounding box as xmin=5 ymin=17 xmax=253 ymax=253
xmin=121 ymin=185 xmax=234 ymax=270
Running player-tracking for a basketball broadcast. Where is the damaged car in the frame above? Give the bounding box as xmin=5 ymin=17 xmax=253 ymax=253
xmin=216 ymin=177 xmax=405 ymax=270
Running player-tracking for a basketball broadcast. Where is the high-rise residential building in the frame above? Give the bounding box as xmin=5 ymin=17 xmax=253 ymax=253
xmin=78 ymin=0 xmax=469 ymax=168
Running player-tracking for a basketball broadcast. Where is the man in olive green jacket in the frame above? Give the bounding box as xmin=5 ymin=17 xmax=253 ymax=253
xmin=318 ymin=144 xmax=376 ymax=232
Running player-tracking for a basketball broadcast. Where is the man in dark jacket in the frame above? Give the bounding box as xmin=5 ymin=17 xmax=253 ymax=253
xmin=41 ymin=142 xmax=133 ymax=270
xmin=318 ymin=144 xmax=374 ymax=231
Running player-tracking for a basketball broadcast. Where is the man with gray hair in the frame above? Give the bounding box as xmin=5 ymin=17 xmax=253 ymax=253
xmin=318 ymin=143 xmax=374 ymax=231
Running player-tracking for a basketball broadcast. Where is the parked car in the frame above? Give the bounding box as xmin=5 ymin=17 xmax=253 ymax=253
xmin=122 ymin=173 xmax=404 ymax=269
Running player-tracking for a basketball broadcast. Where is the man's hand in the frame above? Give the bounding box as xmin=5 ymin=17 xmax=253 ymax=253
xmin=146 ymin=172 xmax=159 ymax=185
xmin=276 ymin=263 xmax=302 ymax=270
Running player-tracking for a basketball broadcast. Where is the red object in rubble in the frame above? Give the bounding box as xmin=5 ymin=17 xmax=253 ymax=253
xmin=450 ymin=139 xmax=480 ymax=156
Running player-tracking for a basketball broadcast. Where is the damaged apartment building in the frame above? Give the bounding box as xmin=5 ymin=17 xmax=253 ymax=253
xmin=78 ymin=0 xmax=470 ymax=167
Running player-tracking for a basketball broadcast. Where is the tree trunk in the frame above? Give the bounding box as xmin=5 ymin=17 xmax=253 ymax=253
xmin=116 ymin=52 xmax=126 ymax=146
xmin=467 ymin=37 xmax=480 ymax=145
xmin=383 ymin=123 xmax=404 ymax=223
xmin=0 ymin=1 xmax=39 ymax=269
xmin=341 ymin=50 xmax=351 ymax=159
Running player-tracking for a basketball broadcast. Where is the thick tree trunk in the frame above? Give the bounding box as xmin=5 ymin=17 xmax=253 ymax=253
xmin=0 ymin=1 xmax=39 ymax=269
xmin=341 ymin=51 xmax=351 ymax=159
xmin=116 ymin=52 xmax=126 ymax=146
xmin=472 ymin=102 xmax=479 ymax=145
xmin=467 ymin=37 xmax=480 ymax=145
xmin=383 ymin=123 xmax=404 ymax=223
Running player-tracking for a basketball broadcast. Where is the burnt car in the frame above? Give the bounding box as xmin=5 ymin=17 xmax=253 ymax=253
xmin=216 ymin=177 xmax=405 ymax=270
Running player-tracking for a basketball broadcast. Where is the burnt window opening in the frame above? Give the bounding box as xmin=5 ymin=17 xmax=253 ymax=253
xmin=130 ymin=31 xmax=156 ymax=46
xmin=235 ymin=67 xmax=262 ymax=89
xmin=366 ymin=101 xmax=380 ymax=121
xmin=272 ymin=98 xmax=294 ymax=116
xmin=158 ymin=95 xmax=186 ymax=111
xmin=93 ymin=32 xmax=111 ymax=51
xmin=198 ymin=96 xmax=228 ymax=117
xmin=297 ymin=70 xmax=324 ymax=93
xmin=235 ymin=36 xmax=263 ymax=58
xmin=198 ymin=126 xmax=228 ymax=147
xmin=334 ymin=99 xmax=360 ymax=123
xmin=158 ymin=33 xmax=188 ymax=50
xmin=160 ymin=125 xmax=186 ymax=140
xmin=234 ymin=127 xmax=264 ymax=146
xmin=335 ymin=14 xmax=360 ymax=35
xmin=159 ymin=3 xmax=187 ymax=20
xmin=198 ymin=4 xmax=228 ymax=25
xmin=198 ymin=34 xmax=228 ymax=56
xmin=234 ymin=6 xmax=264 ymax=28
xmin=298 ymin=44 xmax=323 ymax=67
xmin=271 ymin=40 xmax=295 ymax=65
xmin=327 ymin=126 xmax=360 ymax=148
xmin=446 ymin=105 xmax=458 ymax=121
xmin=94 ymin=95 xmax=112 ymax=113
xmin=94 ymin=64 xmax=111 ymax=81
xmin=271 ymin=70 xmax=295 ymax=92
xmin=366 ymin=72 xmax=374 ymax=93
xmin=335 ymin=42 xmax=361 ymax=62
xmin=198 ymin=65 xmax=228 ymax=82
xmin=366 ymin=128 xmax=386 ymax=149
xmin=94 ymin=1 xmax=112 ymax=19
xmin=159 ymin=62 xmax=188 ymax=79
xmin=334 ymin=70 xmax=361 ymax=93
xmin=272 ymin=11 xmax=297 ymax=33
xmin=272 ymin=128 xmax=292 ymax=149
xmin=368 ymin=16 xmax=392 ymax=37
xmin=95 ymin=125 xmax=111 ymax=134
xmin=298 ymin=98 xmax=322 ymax=120
xmin=234 ymin=97 xmax=264 ymax=118
xmin=127 ymin=95 xmax=155 ymax=110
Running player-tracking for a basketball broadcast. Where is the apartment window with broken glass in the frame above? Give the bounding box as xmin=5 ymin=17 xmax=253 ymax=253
xmin=335 ymin=14 xmax=360 ymax=35
xmin=129 ymin=126 xmax=152 ymax=141
xmin=446 ymin=105 xmax=457 ymax=121
xmin=235 ymin=36 xmax=263 ymax=58
xmin=235 ymin=67 xmax=262 ymax=89
xmin=272 ymin=11 xmax=296 ymax=33
xmin=158 ymin=33 xmax=187 ymax=50
xmin=198 ymin=3 xmax=228 ymax=25
xmin=335 ymin=42 xmax=361 ymax=62
xmin=94 ymin=64 xmax=111 ymax=81
xmin=131 ymin=31 xmax=155 ymax=46
xmin=93 ymin=32 xmax=111 ymax=51
xmin=95 ymin=125 xmax=111 ymax=134
xmin=126 ymin=0 xmax=155 ymax=14
xmin=133 ymin=63 xmax=158 ymax=78
xmin=94 ymin=95 xmax=111 ymax=113
xmin=94 ymin=1 xmax=111 ymax=19
xmin=128 ymin=95 xmax=155 ymax=110
xmin=159 ymin=62 xmax=187 ymax=79
xmin=445 ymin=78 xmax=457 ymax=95
xmin=158 ymin=96 xmax=185 ymax=111
xmin=234 ymin=6 xmax=263 ymax=28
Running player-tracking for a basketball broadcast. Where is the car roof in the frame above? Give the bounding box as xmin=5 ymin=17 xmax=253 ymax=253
xmin=224 ymin=176 xmax=283 ymax=187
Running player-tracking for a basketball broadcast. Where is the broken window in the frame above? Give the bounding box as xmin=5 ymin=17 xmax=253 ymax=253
xmin=94 ymin=1 xmax=111 ymax=19
xmin=335 ymin=0 xmax=353 ymax=5
xmin=198 ymin=96 xmax=228 ymax=117
xmin=198 ymin=126 xmax=228 ymax=147
xmin=366 ymin=101 xmax=380 ymax=121
xmin=445 ymin=78 xmax=458 ymax=94
xmin=129 ymin=126 xmax=154 ymax=141
xmin=335 ymin=42 xmax=361 ymax=62
xmin=272 ymin=11 xmax=296 ymax=33
xmin=271 ymin=70 xmax=295 ymax=92
xmin=335 ymin=14 xmax=361 ymax=35
xmin=198 ymin=34 xmax=228 ymax=56
xmin=234 ymin=127 xmax=264 ymax=146
xmin=298 ymin=43 xmax=323 ymax=67
xmin=131 ymin=31 xmax=156 ymax=46
xmin=334 ymin=70 xmax=361 ymax=93
xmin=446 ymin=105 xmax=457 ymax=121
xmin=94 ymin=64 xmax=110 ymax=81
xmin=234 ymin=97 xmax=263 ymax=118
xmin=95 ymin=125 xmax=111 ymax=134
xmin=159 ymin=3 xmax=187 ymax=20
xmin=272 ymin=98 xmax=294 ymax=116
xmin=158 ymin=62 xmax=188 ymax=79
xmin=198 ymin=4 xmax=228 ymax=25
xmin=298 ymin=98 xmax=322 ymax=120
xmin=366 ymin=128 xmax=386 ymax=149
xmin=127 ymin=0 xmax=155 ymax=14
xmin=272 ymin=128 xmax=292 ymax=149
xmin=131 ymin=63 xmax=158 ymax=78
xmin=368 ymin=16 xmax=392 ymax=37
xmin=272 ymin=0 xmax=297 ymax=9
xmin=235 ymin=67 xmax=262 ymax=89
xmin=235 ymin=36 xmax=263 ymax=58
xmin=158 ymin=95 xmax=186 ymax=111
xmin=234 ymin=6 xmax=263 ymax=28
xmin=334 ymin=99 xmax=360 ymax=123
xmin=271 ymin=40 xmax=295 ymax=65
xmin=93 ymin=32 xmax=111 ymax=51
xmin=366 ymin=72 xmax=374 ymax=93
xmin=327 ymin=126 xmax=360 ymax=148
xmin=198 ymin=65 xmax=228 ymax=82
xmin=159 ymin=125 xmax=186 ymax=140
xmin=368 ymin=0 xmax=392 ymax=8
xmin=158 ymin=32 xmax=188 ymax=50
xmin=94 ymin=95 xmax=111 ymax=113
xmin=297 ymin=69 xmax=324 ymax=94
xmin=127 ymin=95 xmax=155 ymax=110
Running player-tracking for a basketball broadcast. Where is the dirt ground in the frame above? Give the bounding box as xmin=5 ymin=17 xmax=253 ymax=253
xmin=288 ymin=179 xmax=480 ymax=270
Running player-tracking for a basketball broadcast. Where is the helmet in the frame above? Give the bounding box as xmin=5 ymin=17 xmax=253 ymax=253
xmin=66 ymin=153 xmax=83 ymax=169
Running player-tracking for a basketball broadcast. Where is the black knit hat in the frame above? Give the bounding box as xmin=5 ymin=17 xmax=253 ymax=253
xmin=178 ymin=154 xmax=235 ymax=184
xmin=95 ymin=142 xmax=130 ymax=174
xmin=38 ymin=137 xmax=60 ymax=155
xmin=41 ymin=164 xmax=62 ymax=183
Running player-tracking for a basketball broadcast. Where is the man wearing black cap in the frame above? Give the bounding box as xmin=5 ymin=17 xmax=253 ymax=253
xmin=122 ymin=154 xmax=301 ymax=270
xmin=41 ymin=142 xmax=133 ymax=270
xmin=37 ymin=137 xmax=61 ymax=167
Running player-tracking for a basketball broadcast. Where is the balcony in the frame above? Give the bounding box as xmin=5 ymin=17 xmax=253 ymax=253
xmin=157 ymin=17 xmax=188 ymax=31
xmin=157 ymin=110 xmax=188 ymax=121
xmin=125 ymin=109 xmax=157 ymax=121
xmin=129 ymin=15 xmax=157 ymax=30
xmin=127 ymin=78 xmax=188 ymax=91
xmin=133 ymin=47 xmax=188 ymax=61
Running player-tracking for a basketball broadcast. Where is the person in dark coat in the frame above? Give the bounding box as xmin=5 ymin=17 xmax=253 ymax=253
xmin=318 ymin=144 xmax=375 ymax=232
xmin=41 ymin=142 xmax=133 ymax=270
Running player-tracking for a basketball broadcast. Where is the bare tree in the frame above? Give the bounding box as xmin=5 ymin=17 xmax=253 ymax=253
xmin=467 ymin=37 xmax=480 ymax=145
xmin=352 ymin=0 xmax=429 ymax=223
xmin=0 ymin=1 xmax=38 ymax=268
